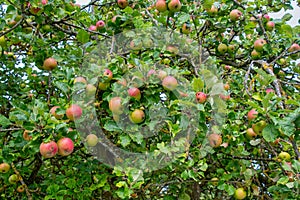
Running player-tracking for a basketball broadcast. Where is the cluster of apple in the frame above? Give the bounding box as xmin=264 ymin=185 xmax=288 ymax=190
xmin=0 ymin=163 xmax=25 ymax=192
xmin=39 ymin=137 xmax=74 ymax=158
xmin=88 ymin=20 xmax=106 ymax=32
xmin=155 ymin=0 xmax=182 ymax=13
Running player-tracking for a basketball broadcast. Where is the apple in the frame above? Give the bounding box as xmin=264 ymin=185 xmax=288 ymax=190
xmin=143 ymin=38 xmax=153 ymax=48
xmin=220 ymin=94 xmax=230 ymax=101
xmin=230 ymin=9 xmax=242 ymax=21
xmin=247 ymin=109 xmax=258 ymax=121
xmin=196 ymin=92 xmax=207 ymax=103
xmin=266 ymin=88 xmax=274 ymax=94
xmin=102 ymin=69 xmax=113 ymax=80
xmin=166 ymin=45 xmax=179 ymax=55
xmin=147 ymin=69 xmax=156 ymax=77
xmin=234 ymin=188 xmax=246 ymax=199
xmin=278 ymin=152 xmax=291 ymax=161
xmin=277 ymin=58 xmax=287 ymax=66
xmin=74 ymin=76 xmax=87 ymax=85
xmin=168 ymin=0 xmax=181 ymax=12
xmin=17 ymin=185 xmax=25 ymax=193
xmin=246 ymin=128 xmax=257 ymax=139
xmin=8 ymin=174 xmax=19 ymax=184
xmin=263 ymin=14 xmax=270 ymax=21
xmin=251 ymin=49 xmax=261 ymax=60
xmin=207 ymin=5 xmax=218 ymax=16
xmin=130 ymin=40 xmax=143 ymax=50
xmin=228 ymin=44 xmax=236 ymax=53
xmin=0 ymin=163 xmax=10 ymax=173
xmin=157 ymin=70 xmax=167 ymax=80
xmin=0 ymin=36 xmax=7 ymax=48
xmin=57 ymin=137 xmax=74 ymax=156
xmin=128 ymin=87 xmax=141 ymax=100
xmin=23 ymin=130 xmax=32 ymax=141
xmin=96 ymin=20 xmax=105 ymax=29
xmin=130 ymin=109 xmax=145 ymax=124
xmin=88 ymin=25 xmax=97 ymax=31
xmin=254 ymin=39 xmax=267 ymax=52
xmin=39 ymin=141 xmax=58 ymax=158
xmin=252 ymin=120 xmax=267 ymax=134
xmin=288 ymin=43 xmax=300 ymax=52
xmin=224 ymin=83 xmax=230 ymax=91
xmin=181 ymin=23 xmax=191 ymax=34
xmin=66 ymin=104 xmax=82 ymax=121
xmin=155 ymin=0 xmax=167 ymax=12
xmin=112 ymin=15 xmax=121 ymax=23
xmin=211 ymin=177 xmax=219 ymax=186
xmin=98 ymin=82 xmax=110 ymax=90
xmin=109 ymin=97 xmax=123 ymax=114
xmin=86 ymin=84 xmax=97 ymax=97
xmin=41 ymin=0 xmax=48 ymax=5
xmin=224 ymin=65 xmax=231 ymax=70
xmin=86 ymin=134 xmax=98 ymax=147
xmin=117 ymin=0 xmax=128 ymax=9
xmin=208 ymin=133 xmax=222 ymax=148
xmin=43 ymin=57 xmax=57 ymax=70
xmin=162 ymin=76 xmax=178 ymax=91
xmin=50 ymin=106 xmax=64 ymax=119
xmin=217 ymin=43 xmax=227 ymax=55
xmin=266 ymin=21 xmax=275 ymax=31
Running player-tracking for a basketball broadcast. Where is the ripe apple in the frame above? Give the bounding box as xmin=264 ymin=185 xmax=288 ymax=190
xmin=207 ymin=5 xmax=218 ymax=16
xmin=266 ymin=21 xmax=275 ymax=31
xmin=128 ymin=87 xmax=141 ymax=100
xmin=43 ymin=57 xmax=57 ymax=71
xmin=224 ymin=83 xmax=230 ymax=91
xmin=156 ymin=0 xmax=167 ymax=12
xmin=263 ymin=14 xmax=270 ymax=21
xmin=229 ymin=9 xmax=242 ymax=21
xmin=224 ymin=65 xmax=231 ymax=70
xmin=130 ymin=109 xmax=145 ymax=124
xmin=96 ymin=20 xmax=105 ymax=29
xmin=50 ymin=106 xmax=64 ymax=119
xmin=168 ymin=0 xmax=181 ymax=12
xmin=86 ymin=84 xmax=97 ymax=97
xmin=196 ymin=92 xmax=207 ymax=103
xmin=88 ymin=25 xmax=97 ymax=31
xmin=109 ymin=97 xmax=123 ymax=114
xmin=182 ymin=23 xmax=191 ymax=34
xmin=220 ymin=94 xmax=230 ymax=101
xmin=208 ymin=133 xmax=222 ymax=148
xmin=246 ymin=128 xmax=257 ymax=139
xmin=266 ymin=88 xmax=274 ymax=94
xmin=251 ymin=49 xmax=261 ymax=60
xmin=117 ymin=0 xmax=128 ymax=9
xmin=147 ymin=69 xmax=156 ymax=77
xmin=8 ymin=174 xmax=19 ymax=184
xmin=74 ymin=76 xmax=87 ymax=85
xmin=254 ymin=39 xmax=267 ymax=52
xmin=0 ymin=163 xmax=10 ymax=173
xmin=57 ymin=137 xmax=74 ymax=156
xmin=39 ymin=141 xmax=58 ymax=158
xmin=234 ymin=188 xmax=246 ymax=199
xmin=217 ymin=43 xmax=227 ymax=55
xmin=278 ymin=152 xmax=291 ymax=161
xmin=86 ymin=134 xmax=98 ymax=147
xmin=23 ymin=130 xmax=32 ymax=141
xmin=162 ymin=76 xmax=178 ymax=91
xmin=252 ymin=120 xmax=267 ymax=134
xmin=288 ymin=43 xmax=300 ymax=59
xmin=157 ymin=70 xmax=167 ymax=80
xmin=17 ymin=185 xmax=25 ymax=193
xmin=247 ymin=109 xmax=258 ymax=121
xmin=66 ymin=104 xmax=82 ymax=121
xmin=166 ymin=45 xmax=179 ymax=55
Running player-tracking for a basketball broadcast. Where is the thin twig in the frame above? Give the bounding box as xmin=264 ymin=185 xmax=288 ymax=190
xmin=11 ymin=163 xmax=32 ymax=200
xmin=0 ymin=128 xmax=24 ymax=132
xmin=0 ymin=17 xmax=24 ymax=37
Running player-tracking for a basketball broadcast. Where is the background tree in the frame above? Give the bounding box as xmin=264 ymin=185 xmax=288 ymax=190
xmin=0 ymin=0 xmax=299 ymax=199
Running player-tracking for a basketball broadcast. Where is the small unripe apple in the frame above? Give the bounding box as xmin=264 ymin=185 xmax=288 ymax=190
xmin=234 ymin=188 xmax=246 ymax=199
xmin=8 ymin=174 xmax=19 ymax=184
xmin=57 ymin=137 xmax=74 ymax=156
xmin=130 ymin=109 xmax=145 ymax=124
xmin=40 ymin=141 xmax=58 ymax=158
xmin=117 ymin=0 xmax=128 ymax=9
xmin=50 ymin=106 xmax=64 ymax=119
xmin=88 ymin=25 xmax=97 ymax=31
xmin=230 ymin=9 xmax=242 ymax=21
xmin=166 ymin=45 xmax=179 ymax=55
xmin=162 ymin=76 xmax=178 ymax=91
xmin=266 ymin=21 xmax=275 ymax=31
xmin=228 ymin=44 xmax=236 ymax=53
xmin=155 ymin=0 xmax=167 ymax=12
xmin=168 ymin=0 xmax=182 ymax=12
xmin=17 ymin=185 xmax=25 ymax=193
xmin=98 ymin=82 xmax=110 ymax=90
xmin=254 ymin=39 xmax=267 ymax=52
xmin=0 ymin=163 xmax=10 ymax=173
xmin=86 ymin=134 xmax=98 ymax=147
xmin=23 ymin=130 xmax=32 ymax=141
xmin=288 ymin=43 xmax=300 ymax=52
xmin=263 ymin=14 xmax=270 ymax=21
xmin=43 ymin=57 xmax=57 ymax=70
xmin=109 ymin=97 xmax=123 ymax=114
xmin=246 ymin=128 xmax=257 ymax=139
xmin=74 ymin=76 xmax=87 ymax=85
xmin=66 ymin=104 xmax=82 ymax=121
xmin=224 ymin=65 xmax=231 ymax=70
xmin=224 ymin=83 xmax=230 ymax=91
xmin=196 ymin=92 xmax=207 ymax=103
xmin=247 ymin=109 xmax=258 ymax=121
xmin=130 ymin=40 xmax=143 ymax=50
xmin=211 ymin=177 xmax=219 ymax=186
xmin=96 ymin=20 xmax=105 ymax=29
xmin=86 ymin=84 xmax=97 ymax=97
xmin=278 ymin=152 xmax=291 ymax=161
xmin=128 ymin=87 xmax=141 ymax=100
xmin=217 ymin=43 xmax=227 ymax=55
xmin=157 ymin=70 xmax=167 ymax=80
xmin=208 ymin=133 xmax=222 ymax=148
xmin=251 ymin=49 xmax=261 ymax=60
xmin=207 ymin=5 xmax=218 ymax=16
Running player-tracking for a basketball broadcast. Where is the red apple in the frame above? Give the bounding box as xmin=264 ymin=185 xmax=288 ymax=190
xmin=266 ymin=88 xmax=274 ymax=94
xmin=162 ymin=76 xmax=178 ymax=91
xmin=266 ymin=21 xmax=275 ymax=31
xmin=220 ymin=94 xmax=230 ymax=101
xmin=43 ymin=57 xmax=57 ymax=71
xmin=246 ymin=128 xmax=257 ymax=139
xmin=41 ymin=0 xmax=48 ymax=5
xmin=23 ymin=130 xmax=32 ymax=141
xmin=117 ymin=0 xmax=128 ymax=9
xmin=208 ymin=133 xmax=222 ymax=148
xmin=39 ymin=141 xmax=58 ymax=158
xmin=88 ymin=25 xmax=97 ymax=31
xmin=247 ymin=109 xmax=258 ymax=121
xmin=157 ymin=70 xmax=167 ymax=80
xmin=263 ymin=14 xmax=270 ymax=21
xmin=130 ymin=109 xmax=145 ymax=124
xmin=224 ymin=83 xmax=230 ymax=91
xmin=156 ymin=0 xmax=167 ymax=12
xmin=96 ymin=20 xmax=105 ymax=29
xmin=0 ymin=163 xmax=10 ymax=173
xmin=224 ymin=65 xmax=231 ymax=70
xmin=207 ymin=5 xmax=218 ymax=16
xmin=74 ymin=76 xmax=87 ymax=85
xmin=196 ymin=92 xmax=207 ymax=103
xmin=229 ymin=9 xmax=242 ymax=21
xmin=66 ymin=104 xmax=82 ymax=121
xmin=288 ymin=43 xmax=300 ymax=52
xmin=254 ymin=39 xmax=267 ymax=52
xmin=128 ymin=87 xmax=141 ymax=100
xmin=86 ymin=134 xmax=98 ymax=147
xmin=109 ymin=97 xmax=123 ymax=114
xmin=168 ymin=0 xmax=181 ymax=12
xmin=57 ymin=137 xmax=74 ymax=156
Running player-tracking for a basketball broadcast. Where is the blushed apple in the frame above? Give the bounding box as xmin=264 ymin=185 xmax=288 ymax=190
xmin=247 ymin=109 xmax=258 ymax=121
xmin=229 ymin=9 xmax=242 ymax=21
xmin=208 ymin=133 xmax=222 ymax=148
xmin=128 ymin=87 xmax=141 ymax=100
xmin=196 ymin=92 xmax=207 ymax=103
xmin=43 ymin=57 xmax=57 ymax=70
xmin=155 ymin=0 xmax=167 ymax=12
xmin=39 ymin=141 xmax=58 ymax=158
xmin=130 ymin=109 xmax=145 ymax=124
xmin=86 ymin=134 xmax=98 ymax=147
xmin=109 ymin=97 xmax=123 ymax=114
xmin=66 ymin=104 xmax=82 ymax=121
xmin=0 ymin=163 xmax=10 ymax=173
xmin=162 ymin=76 xmax=178 ymax=91
xmin=57 ymin=137 xmax=74 ymax=156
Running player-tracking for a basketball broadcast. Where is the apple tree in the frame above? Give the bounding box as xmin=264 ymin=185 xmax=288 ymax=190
xmin=0 ymin=0 xmax=299 ymax=199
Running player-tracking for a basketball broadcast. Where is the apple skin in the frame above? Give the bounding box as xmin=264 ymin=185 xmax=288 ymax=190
xmin=117 ymin=0 xmax=128 ymax=9
xmin=234 ymin=188 xmax=246 ymax=199
xmin=41 ymin=0 xmax=48 ymax=5
xmin=39 ymin=141 xmax=58 ymax=158
xmin=207 ymin=5 xmax=218 ymax=16
xmin=252 ymin=120 xmax=267 ymax=134
xmin=230 ymin=9 xmax=242 ymax=21
xmin=247 ymin=109 xmax=258 ymax=121
xmin=220 ymin=94 xmax=230 ymax=101
xmin=147 ymin=69 xmax=156 ymax=77
xmin=162 ymin=76 xmax=178 ymax=91
xmin=0 ymin=163 xmax=10 ymax=173
xmin=251 ymin=49 xmax=261 ymax=60
xmin=266 ymin=88 xmax=274 ymax=94
xmin=157 ymin=70 xmax=167 ymax=80
xmin=86 ymin=134 xmax=98 ymax=147
xmin=166 ymin=45 xmax=179 ymax=55
xmin=155 ymin=0 xmax=167 ymax=12
xmin=208 ymin=133 xmax=222 ymax=148
xmin=57 ymin=137 xmax=74 ymax=156
xmin=278 ymin=152 xmax=291 ymax=161
xmin=98 ymin=82 xmax=110 ymax=90
xmin=109 ymin=97 xmax=123 ymax=115
xmin=74 ymin=76 xmax=87 ymax=85
xmin=43 ymin=57 xmax=57 ymax=70
xmin=50 ymin=106 xmax=64 ymax=119
xmin=128 ymin=87 xmax=141 ymax=100
xmin=17 ymin=185 xmax=25 ymax=193
xmin=130 ymin=109 xmax=145 ymax=124
xmin=196 ymin=92 xmax=207 ymax=103
xmin=217 ymin=43 xmax=227 ymax=55
xmin=168 ymin=0 xmax=182 ymax=12
xmin=88 ymin=25 xmax=97 ymax=31
xmin=9 ymin=174 xmax=19 ymax=184
xmin=181 ymin=23 xmax=191 ymax=34
xmin=246 ymin=128 xmax=257 ymax=139
xmin=288 ymin=43 xmax=300 ymax=59
xmin=266 ymin=21 xmax=275 ymax=31
xmin=254 ymin=39 xmax=267 ymax=52
xmin=86 ymin=84 xmax=97 ymax=97
xmin=66 ymin=104 xmax=82 ymax=121
xmin=96 ymin=20 xmax=105 ymax=29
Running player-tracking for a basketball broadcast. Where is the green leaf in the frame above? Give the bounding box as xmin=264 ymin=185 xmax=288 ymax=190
xmin=66 ymin=178 xmax=76 ymax=189
xmin=192 ymin=78 xmax=204 ymax=92
xmin=277 ymin=176 xmax=289 ymax=185
xmin=262 ymin=124 xmax=279 ymax=142
xmin=120 ymin=135 xmax=131 ymax=147
xmin=77 ymin=30 xmax=90 ymax=43
xmin=282 ymin=13 xmax=293 ymax=22
xmin=0 ymin=114 xmax=11 ymax=127
xmin=54 ymin=81 xmax=69 ymax=95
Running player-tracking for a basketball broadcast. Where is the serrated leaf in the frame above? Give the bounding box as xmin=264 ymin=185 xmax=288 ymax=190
xmin=192 ymin=78 xmax=204 ymax=92
xmin=54 ymin=81 xmax=69 ymax=95
xmin=282 ymin=13 xmax=293 ymax=22
xmin=262 ymin=124 xmax=279 ymax=142
xmin=277 ymin=176 xmax=289 ymax=185
xmin=77 ymin=29 xmax=90 ymax=43
xmin=0 ymin=114 xmax=11 ymax=127
xmin=120 ymin=135 xmax=131 ymax=147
